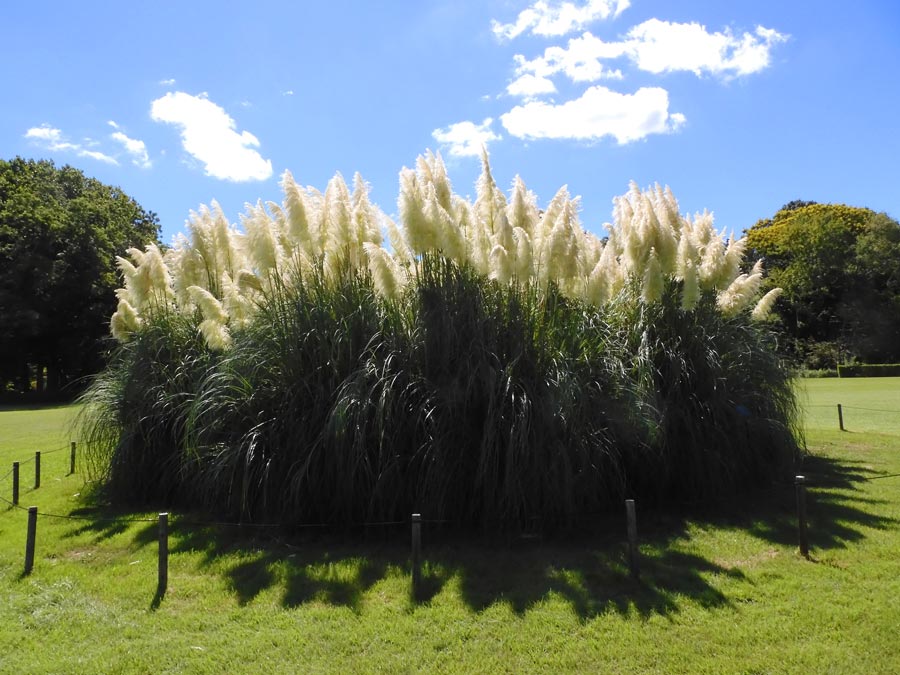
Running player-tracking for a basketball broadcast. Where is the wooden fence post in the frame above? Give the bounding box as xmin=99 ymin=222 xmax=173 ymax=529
xmin=34 ymin=451 xmax=41 ymax=489
xmin=12 ymin=462 xmax=19 ymax=505
xmin=411 ymin=513 xmax=422 ymax=598
xmin=158 ymin=513 xmax=169 ymax=596
xmin=625 ymin=499 xmax=639 ymax=579
xmin=796 ymin=476 xmax=809 ymax=559
xmin=837 ymin=404 xmax=844 ymax=431
xmin=24 ymin=506 xmax=38 ymax=575
xmin=70 ymin=441 xmax=76 ymax=476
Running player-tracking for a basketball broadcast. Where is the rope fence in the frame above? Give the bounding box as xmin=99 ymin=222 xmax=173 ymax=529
xmin=3 ymin=435 xmax=898 ymax=601
xmin=805 ymin=403 xmax=900 ymax=432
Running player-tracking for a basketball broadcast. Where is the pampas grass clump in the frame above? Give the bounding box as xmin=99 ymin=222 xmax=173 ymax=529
xmin=80 ymin=150 xmax=801 ymax=530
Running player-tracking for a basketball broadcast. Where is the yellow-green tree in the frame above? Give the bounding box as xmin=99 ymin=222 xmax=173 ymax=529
xmin=747 ymin=202 xmax=900 ymax=367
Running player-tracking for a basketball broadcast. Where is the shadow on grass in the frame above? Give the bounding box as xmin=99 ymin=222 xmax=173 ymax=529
xmin=59 ymin=452 xmax=896 ymax=619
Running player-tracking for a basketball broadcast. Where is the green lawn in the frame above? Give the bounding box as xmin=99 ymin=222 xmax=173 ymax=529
xmin=1 ymin=381 xmax=899 ymax=674
xmin=799 ymin=376 xmax=900 ymax=434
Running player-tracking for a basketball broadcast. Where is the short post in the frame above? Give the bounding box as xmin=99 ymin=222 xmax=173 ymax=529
xmin=625 ymin=499 xmax=639 ymax=579
xmin=795 ymin=476 xmax=809 ymax=559
xmin=12 ymin=462 xmax=19 ymax=505
xmin=69 ymin=441 xmax=76 ymax=475
xmin=24 ymin=506 xmax=38 ymax=575
xmin=34 ymin=451 xmax=41 ymax=489
xmin=411 ymin=513 xmax=422 ymax=598
xmin=837 ymin=404 xmax=844 ymax=431
xmin=158 ymin=513 xmax=169 ymax=596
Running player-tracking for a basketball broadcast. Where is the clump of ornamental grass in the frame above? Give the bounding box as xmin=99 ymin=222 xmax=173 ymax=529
xmin=79 ymin=149 xmax=802 ymax=530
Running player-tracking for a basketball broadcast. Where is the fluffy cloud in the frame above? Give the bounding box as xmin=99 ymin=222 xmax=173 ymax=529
xmin=507 ymin=21 xmax=786 ymax=97
xmin=492 ymin=0 xmax=630 ymax=40
xmin=432 ymin=118 xmax=501 ymax=157
xmin=506 ymin=73 xmax=557 ymax=98
xmin=511 ymin=31 xmax=628 ymax=90
xmin=24 ymin=125 xmax=118 ymax=164
xmin=500 ymin=85 xmax=684 ymax=144
xmin=150 ymin=92 xmax=273 ymax=182
xmin=626 ymin=20 xmax=787 ymax=76
xmin=108 ymin=121 xmax=151 ymax=168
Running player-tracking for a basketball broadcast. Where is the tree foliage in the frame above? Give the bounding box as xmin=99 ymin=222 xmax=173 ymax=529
xmin=746 ymin=202 xmax=900 ymax=367
xmin=0 ymin=157 xmax=159 ymax=395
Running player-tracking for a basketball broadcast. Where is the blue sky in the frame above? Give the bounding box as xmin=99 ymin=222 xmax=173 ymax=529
xmin=3 ymin=0 xmax=899 ymax=243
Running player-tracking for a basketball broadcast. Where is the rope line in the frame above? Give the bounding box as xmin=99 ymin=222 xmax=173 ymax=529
xmin=841 ymin=406 xmax=900 ymax=414
xmin=37 ymin=445 xmax=70 ymax=456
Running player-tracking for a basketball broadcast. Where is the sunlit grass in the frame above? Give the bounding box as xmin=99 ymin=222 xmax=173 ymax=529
xmin=1 ymin=380 xmax=898 ymax=673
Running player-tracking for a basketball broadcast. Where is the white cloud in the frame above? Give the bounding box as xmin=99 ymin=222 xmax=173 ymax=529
xmin=159 ymin=78 xmax=176 ymax=86
xmin=79 ymin=149 xmax=119 ymax=165
xmin=512 ymin=31 xmax=628 ymax=88
xmin=492 ymin=0 xmax=629 ymax=40
xmin=625 ymin=19 xmax=787 ymax=77
xmin=108 ymin=122 xmax=152 ymax=169
xmin=499 ymin=85 xmax=684 ymax=144
xmin=150 ymin=91 xmax=273 ymax=182
xmin=506 ymin=73 xmax=557 ymax=98
xmin=25 ymin=125 xmax=65 ymax=143
xmin=507 ymin=22 xmax=786 ymax=94
xmin=432 ymin=118 xmax=501 ymax=158
xmin=24 ymin=124 xmax=119 ymax=164
xmin=282 ymin=90 xmax=294 ymax=96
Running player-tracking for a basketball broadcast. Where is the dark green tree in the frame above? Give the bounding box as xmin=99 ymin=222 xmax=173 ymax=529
xmin=746 ymin=202 xmax=900 ymax=367
xmin=0 ymin=157 xmax=160 ymax=396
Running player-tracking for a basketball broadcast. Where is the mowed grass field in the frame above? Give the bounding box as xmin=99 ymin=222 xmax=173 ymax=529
xmin=1 ymin=379 xmax=899 ymax=674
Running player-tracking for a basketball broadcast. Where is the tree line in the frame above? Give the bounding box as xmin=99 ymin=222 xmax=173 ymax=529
xmin=0 ymin=157 xmax=159 ymax=397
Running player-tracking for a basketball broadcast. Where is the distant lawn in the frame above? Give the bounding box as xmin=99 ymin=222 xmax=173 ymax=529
xmin=799 ymin=376 xmax=900 ymax=434
xmin=1 ymin=381 xmax=898 ymax=673
xmin=0 ymin=404 xmax=79 ymax=465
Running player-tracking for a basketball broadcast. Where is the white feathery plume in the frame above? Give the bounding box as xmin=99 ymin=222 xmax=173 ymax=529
xmin=281 ymin=170 xmax=312 ymax=251
xmin=489 ymin=244 xmax=513 ymax=284
xmin=236 ymin=269 xmax=264 ymax=295
xmin=352 ymin=173 xmax=383 ymax=247
xmin=141 ymin=244 xmax=174 ymax=309
xmin=110 ymin=299 xmax=141 ymax=341
xmin=474 ymin=147 xmax=507 ymax=235
xmin=187 ymin=285 xmax=228 ymax=324
xmin=675 ymin=223 xmax=698 ymax=281
xmin=221 ymin=273 xmax=255 ymax=328
xmin=384 ymin=215 xmax=413 ymax=264
xmin=641 ymin=248 xmax=664 ymax=304
xmin=585 ymin=257 xmax=609 ymax=306
xmin=199 ymin=319 xmax=231 ymax=351
xmin=752 ymin=287 xmax=783 ymax=321
xmin=241 ymin=200 xmax=280 ymax=275
xmin=721 ymin=235 xmax=748 ymax=287
xmin=165 ymin=236 xmax=205 ymax=312
xmin=699 ymin=233 xmax=726 ymax=289
xmin=297 ymin=186 xmax=325 ymax=258
xmin=324 ymin=172 xmax=354 ymax=259
xmin=507 ymin=176 xmax=539 ymax=236
xmin=364 ymin=242 xmax=405 ymax=300
xmin=398 ymin=167 xmax=433 ymax=255
xmin=717 ymin=262 xmax=763 ymax=316
xmin=681 ymin=259 xmax=700 ymax=310
xmin=513 ymin=227 xmax=533 ymax=280
xmin=419 ymin=150 xmax=453 ymax=214
xmin=210 ymin=200 xmax=240 ymax=280
xmin=425 ymin=185 xmax=467 ymax=263
xmin=186 ymin=205 xmax=217 ymax=288
xmin=533 ymin=186 xmax=570 ymax=279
